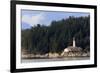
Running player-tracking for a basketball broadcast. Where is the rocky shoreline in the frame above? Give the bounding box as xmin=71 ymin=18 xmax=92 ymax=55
xmin=21 ymin=51 xmax=90 ymax=59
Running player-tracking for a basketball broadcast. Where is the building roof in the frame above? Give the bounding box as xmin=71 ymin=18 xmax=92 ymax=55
xmin=64 ymin=46 xmax=82 ymax=52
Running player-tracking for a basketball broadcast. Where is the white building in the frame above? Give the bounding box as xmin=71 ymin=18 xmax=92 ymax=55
xmin=61 ymin=37 xmax=82 ymax=56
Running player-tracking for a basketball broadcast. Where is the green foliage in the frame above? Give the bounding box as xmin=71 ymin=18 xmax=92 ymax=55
xmin=21 ymin=16 xmax=90 ymax=54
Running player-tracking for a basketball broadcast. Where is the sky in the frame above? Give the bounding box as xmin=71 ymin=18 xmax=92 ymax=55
xmin=21 ymin=10 xmax=89 ymax=29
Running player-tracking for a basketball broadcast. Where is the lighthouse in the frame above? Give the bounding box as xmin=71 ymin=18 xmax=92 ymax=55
xmin=73 ymin=37 xmax=75 ymax=47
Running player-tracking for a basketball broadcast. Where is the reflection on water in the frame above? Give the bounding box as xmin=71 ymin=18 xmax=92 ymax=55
xmin=21 ymin=57 xmax=90 ymax=63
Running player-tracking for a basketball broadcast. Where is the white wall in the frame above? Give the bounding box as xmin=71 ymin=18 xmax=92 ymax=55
xmin=0 ymin=0 xmax=99 ymax=73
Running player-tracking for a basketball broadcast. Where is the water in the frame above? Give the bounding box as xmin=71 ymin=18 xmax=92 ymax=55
xmin=21 ymin=57 xmax=90 ymax=63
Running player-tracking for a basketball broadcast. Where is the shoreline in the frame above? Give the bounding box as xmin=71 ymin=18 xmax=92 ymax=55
xmin=21 ymin=52 xmax=90 ymax=59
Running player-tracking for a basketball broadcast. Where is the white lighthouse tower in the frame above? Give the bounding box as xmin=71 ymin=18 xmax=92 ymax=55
xmin=73 ymin=37 xmax=76 ymax=47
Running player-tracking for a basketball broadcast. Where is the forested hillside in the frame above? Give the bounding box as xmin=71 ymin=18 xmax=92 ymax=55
xmin=21 ymin=16 xmax=90 ymax=55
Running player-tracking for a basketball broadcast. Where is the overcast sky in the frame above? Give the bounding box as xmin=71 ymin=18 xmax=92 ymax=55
xmin=21 ymin=10 xmax=89 ymax=29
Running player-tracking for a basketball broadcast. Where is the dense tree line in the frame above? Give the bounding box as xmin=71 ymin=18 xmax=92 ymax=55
xmin=21 ymin=16 xmax=90 ymax=55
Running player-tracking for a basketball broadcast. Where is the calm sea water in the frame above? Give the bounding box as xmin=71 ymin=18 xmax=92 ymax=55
xmin=21 ymin=57 xmax=90 ymax=63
